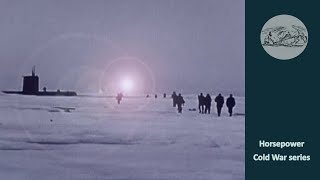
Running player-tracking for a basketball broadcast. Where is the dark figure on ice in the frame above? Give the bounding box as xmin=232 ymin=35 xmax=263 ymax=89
xmin=226 ymin=94 xmax=236 ymax=116
xmin=155 ymin=94 xmax=158 ymax=99
xmin=198 ymin=93 xmax=205 ymax=113
xmin=116 ymin=93 xmax=123 ymax=104
xmin=214 ymin=94 xmax=224 ymax=116
xmin=176 ymin=93 xmax=185 ymax=113
xmin=204 ymin=94 xmax=212 ymax=114
xmin=171 ymin=91 xmax=178 ymax=107
xmin=163 ymin=93 xmax=166 ymax=98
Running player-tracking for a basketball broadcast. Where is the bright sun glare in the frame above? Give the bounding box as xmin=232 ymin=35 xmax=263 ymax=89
xmin=120 ymin=78 xmax=134 ymax=93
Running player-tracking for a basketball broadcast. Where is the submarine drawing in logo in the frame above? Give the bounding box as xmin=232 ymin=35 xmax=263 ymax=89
xmin=260 ymin=14 xmax=308 ymax=60
xmin=2 ymin=66 xmax=77 ymax=96
xmin=262 ymin=25 xmax=308 ymax=47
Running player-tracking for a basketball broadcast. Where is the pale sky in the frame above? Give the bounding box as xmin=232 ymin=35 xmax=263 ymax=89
xmin=0 ymin=0 xmax=244 ymax=95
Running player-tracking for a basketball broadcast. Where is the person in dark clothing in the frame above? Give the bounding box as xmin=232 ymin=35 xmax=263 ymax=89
xmin=176 ymin=93 xmax=185 ymax=113
xmin=155 ymin=94 xmax=158 ymax=99
xmin=171 ymin=91 xmax=178 ymax=107
xmin=226 ymin=94 xmax=236 ymax=116
xmin=214 ymin=94 xmax=224 ymax=116
xmin=204 ymin=94 xmax=212 ymax=114
xmin=116 ymin=92 xmax=123 ymax=104
xmin=198 ymin=93 xmax=205 ymax=114
xmin=163 ymin=93 xmax=166 ymax=98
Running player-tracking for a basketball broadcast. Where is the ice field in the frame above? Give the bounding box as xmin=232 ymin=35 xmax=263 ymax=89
xmin=0 ymin=93 xmax=245 ymax=180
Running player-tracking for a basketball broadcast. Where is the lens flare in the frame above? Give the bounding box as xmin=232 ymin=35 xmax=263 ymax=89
xmin=120 ymin=77 xmax=134 ymax=93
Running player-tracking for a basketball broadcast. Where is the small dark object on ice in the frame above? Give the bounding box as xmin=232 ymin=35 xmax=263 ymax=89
xmin=50 ymin=119 xmax=53 ymax=122
xmin=54 ymin=107 xmax=75 ymax=112
xmin=188 ymin=108 xmax=197 ymax=111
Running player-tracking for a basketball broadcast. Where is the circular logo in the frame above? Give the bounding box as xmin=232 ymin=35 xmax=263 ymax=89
xmin=260 ymin=14 xmax=308 ymax=60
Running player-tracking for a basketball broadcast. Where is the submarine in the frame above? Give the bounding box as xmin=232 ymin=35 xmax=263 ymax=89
xmin=2 ymin=66 xmax=77 ymax=96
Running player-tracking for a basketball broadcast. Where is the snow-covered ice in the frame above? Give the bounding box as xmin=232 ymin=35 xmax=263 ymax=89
xmin=0 ymin=94 xmax=244 ymax=180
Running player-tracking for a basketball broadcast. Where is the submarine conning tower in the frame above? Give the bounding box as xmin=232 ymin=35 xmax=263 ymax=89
xmin=22 ymin=66 xmax=39 ymax=95
xmin=2 ymin=66 xmax=77 ymax=96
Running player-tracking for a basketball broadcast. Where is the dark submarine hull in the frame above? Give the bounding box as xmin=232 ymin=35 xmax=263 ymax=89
xmin=4 ymin=66 xmax=77 ymax=97
xmin=2 ymin=91 xmax=77 ymax=96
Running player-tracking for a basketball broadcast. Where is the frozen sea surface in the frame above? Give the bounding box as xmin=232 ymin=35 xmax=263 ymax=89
xmin=0 ymin=94 xmax=244 ymax=180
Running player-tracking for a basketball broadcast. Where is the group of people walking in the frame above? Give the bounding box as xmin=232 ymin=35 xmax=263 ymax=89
xmin=199 ymin=93 xmax=236 ymax=116
xmin=198 ymin=93 xmax=212 ymax=114
xmin=170 ymin=91 xmax=236 ymax=116
xmin=116 ymin=91 xmax=236 ymax=116
xmin=171 ymin=91 xmax=185 ymax=113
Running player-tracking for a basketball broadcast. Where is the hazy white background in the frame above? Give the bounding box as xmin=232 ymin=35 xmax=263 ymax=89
xmin=0 ymin=0 xmax=244 ymax=95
